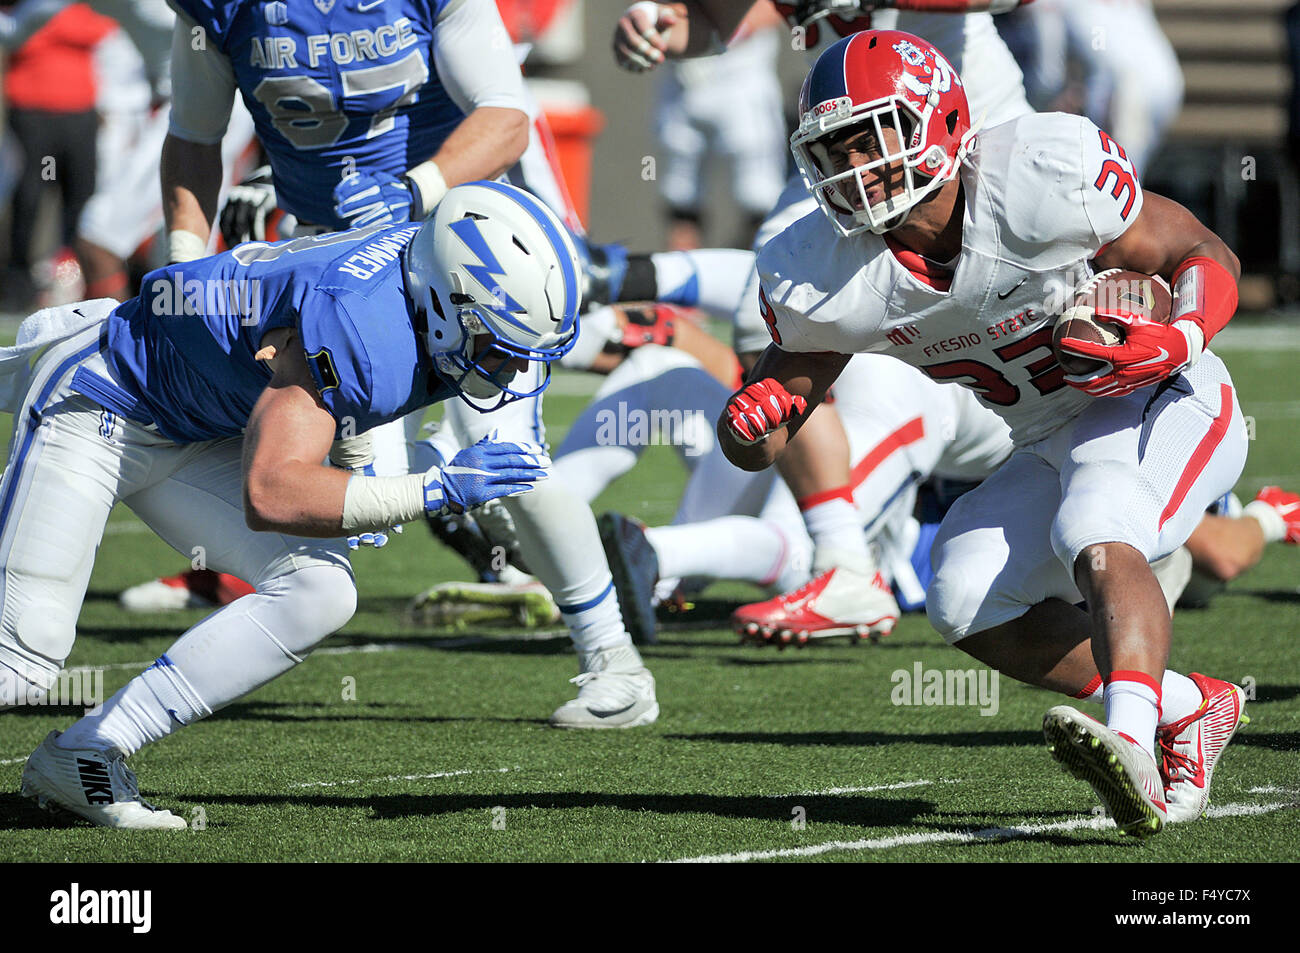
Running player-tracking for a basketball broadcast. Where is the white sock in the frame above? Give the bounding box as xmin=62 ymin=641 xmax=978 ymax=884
xmin=60 ymin=655 xmax=211 ymax=755
xmin=558 ymin=584 xmax=627 ymax=656
xmin=1104 ymin=671 xmax=1161 ymax=754
xmin=504 ymin=481 xmax=631 ymax=654
xmin=647 ymin=517 xmax=789 ymax=586
xmin=801 ymin=494 xmax=871 ymax=574
xmin=56 ymin=564 xmax=355 ymax=756
xmin=1159 ymin=669 xmax=1205 ymax=725
xmin=1244 ymin=499 xmax=1288 ymax=543
xmin=1069 ymin=674 xmax=1105 ymax=705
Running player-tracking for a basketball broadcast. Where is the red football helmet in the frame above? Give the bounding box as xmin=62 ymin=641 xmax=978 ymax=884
xmin=791 ymin=30 xmax=976 ymax=236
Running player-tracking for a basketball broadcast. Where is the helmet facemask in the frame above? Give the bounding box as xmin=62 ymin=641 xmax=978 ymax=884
xmin=432 ymin=304 xmax=557 ymax=412
xmin=793 ymin=92 xmax=966 ymax=237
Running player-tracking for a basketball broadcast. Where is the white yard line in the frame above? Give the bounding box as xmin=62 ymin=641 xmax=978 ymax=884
xmin=0 ymin=756 xmax=26 ymax=765
xmin=765 ymin=779 xmax=946 ymax=798
xmin=665 ymin=799 xmax=1300 ymax=863
xmin=292 ymin=766 xmax=517 ymax=789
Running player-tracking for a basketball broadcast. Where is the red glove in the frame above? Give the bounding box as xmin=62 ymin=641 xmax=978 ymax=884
xmin=1059 ymin=311 xmax=1196 ymax=398
xmin=620 ymin=304 xmax=678 ymax=349
xmin=724 ymin=378 xmax=808 ymax=444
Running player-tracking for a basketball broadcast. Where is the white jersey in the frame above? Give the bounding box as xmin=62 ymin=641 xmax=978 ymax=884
xmin=757 ymin=112 xmax=1144 ymax=446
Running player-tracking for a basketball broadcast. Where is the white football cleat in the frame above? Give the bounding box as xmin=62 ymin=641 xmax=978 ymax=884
xmin=1158 ymin=673 xmax=1248 ymax=823
xmin=732 ymin=566 xmax=899 ymax=647
xmin=1044 ymin=706 xmax=1166 ymax=838
xmin=549 ymin=645 xmax=659 ymax=729
xmin=21 ymin=731 xmax=187 ymax=830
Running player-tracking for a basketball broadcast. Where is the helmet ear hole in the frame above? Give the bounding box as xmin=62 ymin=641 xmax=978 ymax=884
xmin=946 ymin=111 xmax=958 ymax=135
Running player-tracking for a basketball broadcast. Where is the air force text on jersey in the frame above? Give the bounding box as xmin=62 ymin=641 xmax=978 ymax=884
xmin=245 ymin=15 xmax=420 ymax=70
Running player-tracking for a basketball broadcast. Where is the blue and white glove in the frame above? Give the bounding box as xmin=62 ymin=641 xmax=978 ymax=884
xmin=423 ymin=432 xmax=551 ymax=515
xmin=332 ymin=170 xmax=414 ymax=230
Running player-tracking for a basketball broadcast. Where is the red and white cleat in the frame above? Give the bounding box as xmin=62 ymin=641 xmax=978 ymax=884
xmin=1251 ymin=485 xmax=1300 ymax=544
xmin=118 ymin=569 xmax=255 ymax=612
xmin=732 ymin=566 xmax=899 ymax=648
xmin=1158 ymin=673 xmax=1248 ymax=823
xmin=1044 ymin=706 xmax=1167 ymax=838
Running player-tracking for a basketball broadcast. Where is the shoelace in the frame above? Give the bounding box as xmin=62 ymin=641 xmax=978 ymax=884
xmin=106 ymin=753 xmax=141 ymax=801
xmin=1157 ymin=731 xmax=1198 ymax=786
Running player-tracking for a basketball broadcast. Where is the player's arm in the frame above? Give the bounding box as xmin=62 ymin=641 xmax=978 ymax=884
xmin=614 ymin=1 xmax=750 ymax=70
xmin=403 ymin=0 xmax=530 ymax=215
xmin=1086 ymin=192 xmax=1239 ymax=374
xmin=717 ymin=343 xmax=849 ymax=471
xmin=160 ymin=10 xmax=238 ymax=261
xmin=242 ymin=332 xmax=353 ymax=536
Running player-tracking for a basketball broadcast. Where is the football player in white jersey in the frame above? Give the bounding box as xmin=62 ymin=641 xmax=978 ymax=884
xmin=718 ymin=31 xmax=1250 ymax=836
xmin=615 ymin=0 xmax=1038 ymax=644
xmin=556 ymin=345 xmax=1012 ymax=631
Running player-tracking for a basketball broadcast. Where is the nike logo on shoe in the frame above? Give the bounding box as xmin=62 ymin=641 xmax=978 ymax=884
xmin=77 ymin=758 xmax=114 ymax=805
xmin=589 ymin=703 xmax=636 ymax=718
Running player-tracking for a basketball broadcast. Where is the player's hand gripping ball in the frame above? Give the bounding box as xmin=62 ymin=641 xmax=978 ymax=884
xmin=1053 ymin=269 xmax=1181 ymax=398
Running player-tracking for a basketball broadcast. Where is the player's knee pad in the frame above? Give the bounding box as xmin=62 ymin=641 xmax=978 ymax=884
xmin=925 ymin=565 xmax=982 ymax=644
xmin=4 ymin=605 xmax=77 ymax=673
xmin=261 ymin=564 xmax=357 ymax=655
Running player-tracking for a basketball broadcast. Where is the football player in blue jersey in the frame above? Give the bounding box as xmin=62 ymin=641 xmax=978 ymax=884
xmin=1 ymin=182 xmax=573 ymax=829
xmin=148 ymin=0 xmax=661 ymax=726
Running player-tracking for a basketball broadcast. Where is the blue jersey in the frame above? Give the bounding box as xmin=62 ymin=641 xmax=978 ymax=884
xmin=74 ymin=225 xmax=452 ymax=443
xmin=175 ymin=0 xmax=463 ymax=229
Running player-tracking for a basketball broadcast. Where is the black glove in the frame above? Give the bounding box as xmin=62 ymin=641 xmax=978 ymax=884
xmin=219 ymin=165 xmax=277 ymax=247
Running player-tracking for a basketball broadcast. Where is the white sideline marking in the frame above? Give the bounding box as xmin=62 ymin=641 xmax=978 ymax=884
xmin=767 ymin=779 xmax=942 ymax=798
xmin=0 ymin=756 xmax=25 ymax=765
xmin=664 ymin=799 xmax=1300 ymax=863
xmin=292 ymin=766 xmax=517 ymax=789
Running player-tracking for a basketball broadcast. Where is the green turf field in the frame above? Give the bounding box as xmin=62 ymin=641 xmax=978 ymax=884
xmin=0 ymin=325 xmax=1297 ymax=862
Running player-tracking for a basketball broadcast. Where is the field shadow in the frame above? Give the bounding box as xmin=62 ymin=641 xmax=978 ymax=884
xmin=667 ymin=729 xmax=1043 ymax=748
xmin=1237 ymin=588 xmax=1300 ymax=605
xmin=213 ymin=700 xmax=548 ymax=727
xmin=187 ymin=789 xmax=936 ymax=830
xmin=1233 ymin=730 xmax=1300 ymax=752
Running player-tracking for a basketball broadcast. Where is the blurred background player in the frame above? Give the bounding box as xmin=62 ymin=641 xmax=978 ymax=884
xmin=1010 ymin=0 xmax=1182 ymax=174
xmin=0 ymin=0 xmax=257 ymax=305
xmin=653 ymin=2 xmax=786 ymax=249
xmin=0 ymin=1 xmax=112 ymax=309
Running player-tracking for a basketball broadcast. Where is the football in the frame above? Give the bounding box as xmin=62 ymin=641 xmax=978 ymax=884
xmin=1052 ymin=270 xmax=1173 ymax=376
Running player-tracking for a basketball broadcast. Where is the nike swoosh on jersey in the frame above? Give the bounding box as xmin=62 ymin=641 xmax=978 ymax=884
xmin=357 ymin=0 xmax=385 ymax=9
xmin=997 ymin=278 xmax=1027 ymax=299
